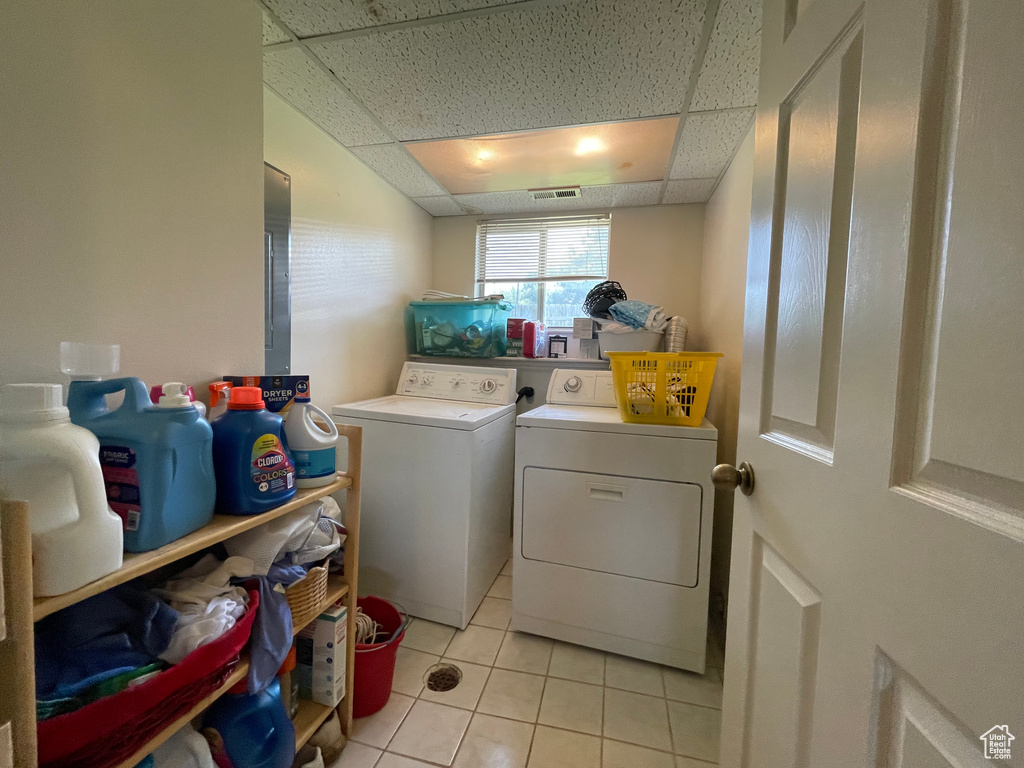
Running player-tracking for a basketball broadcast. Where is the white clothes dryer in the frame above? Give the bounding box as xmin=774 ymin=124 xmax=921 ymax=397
xmin=512 ymin=369 xmax=717 ymax=671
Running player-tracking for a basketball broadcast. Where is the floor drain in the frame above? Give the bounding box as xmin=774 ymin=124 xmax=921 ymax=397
xmin=425 ymin=663 xmax=462 ymax=692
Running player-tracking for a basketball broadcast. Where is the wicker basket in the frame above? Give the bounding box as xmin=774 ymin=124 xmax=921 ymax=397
xmin=286 ymin=562 xmax=330 ymax=629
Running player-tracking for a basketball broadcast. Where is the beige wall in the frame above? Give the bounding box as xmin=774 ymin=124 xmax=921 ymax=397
xmin=0 ymin=1 xmax=264 ymax=391
xmin=432 ymin=205 xmax=706 ymax=335
xmin=264 ymin=89 xmax=433 ymax=410
xmin=698 ymin=127 xmax=755 ymax=614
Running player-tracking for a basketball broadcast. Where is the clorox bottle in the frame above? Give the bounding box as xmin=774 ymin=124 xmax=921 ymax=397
xmin=67 ymin=378 xmax=216 ymax=552
xmin=283 ymin=394 xmax=338 ymax=488
xmin=212 ymin=386 xmax=296 ymax=514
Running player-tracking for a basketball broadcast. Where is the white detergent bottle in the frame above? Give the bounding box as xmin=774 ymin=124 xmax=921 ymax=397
xmin=283 ymin=394 xmax=339 ymax=488
xmin=0 ymin=384 xmax=124 ymax=596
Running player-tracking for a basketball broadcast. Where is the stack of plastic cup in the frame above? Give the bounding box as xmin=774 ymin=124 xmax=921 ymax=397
xmin=664 ymin=317 xmax=689 ymax=352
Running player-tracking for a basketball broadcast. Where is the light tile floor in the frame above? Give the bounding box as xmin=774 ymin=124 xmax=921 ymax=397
xmin=334 ymin=562 xmax=724 ymax=768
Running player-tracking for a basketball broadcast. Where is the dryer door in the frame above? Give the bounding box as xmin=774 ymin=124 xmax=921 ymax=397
xmin=521 ymin=468 xmax=702 ymax=587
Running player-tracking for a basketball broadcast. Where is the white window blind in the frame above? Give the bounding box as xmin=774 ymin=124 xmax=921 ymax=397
xmin=475 ymin=215 xmax=610 ymax=285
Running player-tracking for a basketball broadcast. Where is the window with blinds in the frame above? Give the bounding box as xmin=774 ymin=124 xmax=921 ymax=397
xmin=475 ymin=215 xmax=610 ymax=328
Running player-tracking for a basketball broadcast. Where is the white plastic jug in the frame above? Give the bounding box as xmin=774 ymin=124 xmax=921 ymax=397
xmin=283 ymin=395 xmax=339 ymax=488
xmin=0 ymin=384 xmax=124 ymax=596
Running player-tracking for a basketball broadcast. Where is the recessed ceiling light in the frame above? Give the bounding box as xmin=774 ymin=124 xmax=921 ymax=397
xmin=575 ymin=137 xmax=605 ymax=155
xmin=404 ymin=117 xmax=679 ymax=194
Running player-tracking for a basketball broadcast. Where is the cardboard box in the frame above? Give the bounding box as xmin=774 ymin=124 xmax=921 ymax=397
xmin=505 ymin=318 xmax=526 ymax=357
xmin=579 ymin=339 xmax=601 ymax=360
xmin=295 ymin=603 xmax=347 ymax=707
xmin=573 ymin=318 xmax=596 ymax=340
xmin=223 ymin=375 xmax=310 ymax=413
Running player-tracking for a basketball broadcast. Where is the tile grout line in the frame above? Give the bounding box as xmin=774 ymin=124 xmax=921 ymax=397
xmin=354 ymin=697 xmax=719 ymax=766
xmin=360 ymin=560 xmax=722 ymax=766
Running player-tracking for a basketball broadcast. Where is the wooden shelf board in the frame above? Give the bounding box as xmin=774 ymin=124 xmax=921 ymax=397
xmin=110 ymin=658 xmax=250 ymax=768
xmin=293 ymin=699 xmax=335 ymax=751
xmin=33 ymin=474 xmax=352 ymax=622
xmin=324 ymin=575 xmax=350 ymax=610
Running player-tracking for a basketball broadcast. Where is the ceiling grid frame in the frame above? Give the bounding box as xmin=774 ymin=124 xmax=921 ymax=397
xmin=256 ymin=0 xmax=470 ymax=215
xmin=262 ymin=0 xmax=573 ymax=50
xmin=657 ymin=0 xmax=723 ymax=205
xmin=257 ymin=0 xmax=761 ymax=216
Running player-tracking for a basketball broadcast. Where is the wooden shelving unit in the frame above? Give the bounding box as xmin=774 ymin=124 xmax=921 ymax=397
xmin=293 ymin=699 xmax=335 ymax=750
xmin=10 ymin=422 xmax=363 ymax=768
xmin=110 ymin=660 xmax=251 ymax=768
xmin=33 ymin=477 xmax=353 ymax=622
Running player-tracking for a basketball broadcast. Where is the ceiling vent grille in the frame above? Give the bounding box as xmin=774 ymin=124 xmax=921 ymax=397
xmin=528 ymin=186 xmax=582 ymax=200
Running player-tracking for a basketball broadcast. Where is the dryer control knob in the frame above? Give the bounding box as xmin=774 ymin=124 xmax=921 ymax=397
xmin=564 ymin=376 xmax=583 ymax=393
xmin=480 ymin=379 xmax=497 ymax=394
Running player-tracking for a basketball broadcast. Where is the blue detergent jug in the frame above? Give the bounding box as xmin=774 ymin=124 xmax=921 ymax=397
xmin=203 ymin=678 xmax=295 ymax=768
xmin=67 ymin=377 xmax=216 ymax=552
xmin=211 ymin=386 xmax=296 ymax=515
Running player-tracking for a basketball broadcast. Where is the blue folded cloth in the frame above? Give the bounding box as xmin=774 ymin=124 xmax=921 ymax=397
xmin=608 ymin=300 xmax=668 ymax=332
xmin=242 ymin=561 xmax=309 ymax=693
xmin=35 ymin=580 xmax=178 ymax=700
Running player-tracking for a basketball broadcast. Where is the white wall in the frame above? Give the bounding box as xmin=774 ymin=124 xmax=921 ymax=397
xmin=0 ymin=1 xmax=264 ymax=391
xmin=432 ymin=205 xmax=706 ymax=336
xmin=698 ymin=127 xmax=755 ymax=615
xmin=263 ymin=89 xmax=433 ymax=409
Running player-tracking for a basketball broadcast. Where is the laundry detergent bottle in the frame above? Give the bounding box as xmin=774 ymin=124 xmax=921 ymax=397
xmin=0 ymin=384 xmax=123 ymax=596
xmin=283 ymin=395 xmax=339 ymax=488
xmin=208 ymin=380 xmax=234 ymax=422
xmin=67 ymin=377 xmax=216 ymax=552
xmin=212 ymin=386 xmax=296 ymax=514
xmin=203 ymin=678 xmax=295 ymax=768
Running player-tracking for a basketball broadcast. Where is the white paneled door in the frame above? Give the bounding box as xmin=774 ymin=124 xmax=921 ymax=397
xmin=720 ymin=0 xmax=1024 ymax=766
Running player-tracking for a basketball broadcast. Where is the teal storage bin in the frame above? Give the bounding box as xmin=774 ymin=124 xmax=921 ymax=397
xmin=410 ymin=299 xmax=513 ymax=358
xmin=67 ymin=377 xmax=216 ymax=553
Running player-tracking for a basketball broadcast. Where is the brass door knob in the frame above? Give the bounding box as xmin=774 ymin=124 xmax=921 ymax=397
xmin=712 ymin=462 xmax=755 ymax=495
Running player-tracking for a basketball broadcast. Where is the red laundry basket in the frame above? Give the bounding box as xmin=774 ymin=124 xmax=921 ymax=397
xmin=37 ymin=587 xmax=259 ymax=768
xmin=353 ymin=596 xmax=406 ymax=718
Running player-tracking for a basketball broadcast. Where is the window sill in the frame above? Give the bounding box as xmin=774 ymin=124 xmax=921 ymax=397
xmin=409 ymin=354 xmax=609 ymax=369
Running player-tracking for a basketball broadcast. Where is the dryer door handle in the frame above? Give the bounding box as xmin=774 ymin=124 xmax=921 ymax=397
xmin=586 ymin=482 xmax=626 ymax=501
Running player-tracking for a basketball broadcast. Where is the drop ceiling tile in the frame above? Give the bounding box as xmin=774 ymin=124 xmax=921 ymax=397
xmin=584 ymin=182 xmax=663 ymax=209
xmin=311 ymin=0 xmax=706 ymax=141
xmin=454 ymin=182 xmax=662 ymax=215
xmin=264 ymin=0 xmax=522 ymax=38
xmin=670 ymin=108 xmax=754 ymax=179
xmin=262 ymin=11 xmax=291 ymax=45
xmin=663 ymin=178 xmax=717 ymax=204
xmin=690 ymin=0 xmax=762 ymax=111
xmin=263 ymin=49 xmax=391 ymax=146
xmin=351 ymin=144 xmax=449 ymax=197
xmin=413 ymin=195 xmax=466 ymax=216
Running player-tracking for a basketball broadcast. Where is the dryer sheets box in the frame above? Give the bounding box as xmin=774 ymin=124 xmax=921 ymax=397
xmin=296 ymin=603 xmax=347 ymax=707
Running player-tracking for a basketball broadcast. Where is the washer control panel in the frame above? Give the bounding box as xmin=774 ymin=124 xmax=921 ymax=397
xmin=397 ymin=363 xmax=516 ymax=405
xmin=546 ymin=369 xmax=617 ymax=407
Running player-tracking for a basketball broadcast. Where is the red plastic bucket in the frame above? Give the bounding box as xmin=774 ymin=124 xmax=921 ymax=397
xmin=353 ymin=596 xmax=406 ymax=718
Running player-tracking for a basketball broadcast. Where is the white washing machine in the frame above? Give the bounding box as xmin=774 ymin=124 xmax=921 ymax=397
xmin=511 ymin=369 xmax=717 ymax=671
xmin=332 ymin=362 xmax=516 ymax=629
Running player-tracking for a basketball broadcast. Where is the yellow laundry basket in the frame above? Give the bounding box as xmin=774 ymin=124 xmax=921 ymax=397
xmin=605 ymin=351 xmax=723 ymax=427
